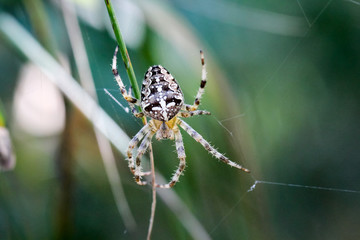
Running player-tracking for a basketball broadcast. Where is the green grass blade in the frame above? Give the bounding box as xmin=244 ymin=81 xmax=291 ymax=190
xmin=104 ymin=0 xmax=141 ymax=100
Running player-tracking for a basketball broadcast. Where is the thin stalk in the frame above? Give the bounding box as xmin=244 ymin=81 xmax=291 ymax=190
xmin=103 ymin=1 xmax=157 ymax=239
xmin=0 ymin=13 xmax=210 ymax=240
xmin=147 ymin=144 xmax=156 ymax=240
xmin=22 ymin=1 xmax=74 ymax=237
xmin=104 ymin=0 xmax=141 ymax=100
xmin=22 ymin=0 xmax=57 ymax=57
xmin=0 ymin=108 xmax=4 ymax=127
xmin=60 ymin=0 xmax=136 ymax=230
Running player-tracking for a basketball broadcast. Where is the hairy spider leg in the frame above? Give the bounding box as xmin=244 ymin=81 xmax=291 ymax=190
xmin=112 ymin=46 xmax=143 ymax=118
xmin=156 ymin=128 xmax=186 ymax=188
xmin=189 ymin=50 xmax=207 ymax=111
xmin=134 ymin=131 xmax=156 ymax=185
xmin=178 ymin=119 xmax=250 ymax=173
xmin=127 ymin=124 xmax=152 ymax=179
xmin=179 ymin=110 xmax=211 ymax=118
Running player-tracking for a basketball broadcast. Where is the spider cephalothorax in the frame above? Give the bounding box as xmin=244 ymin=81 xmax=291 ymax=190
xmin=141 ymin=65 xmax=184 ymax=122
xmin=112 ymin=46 xmax=250 ymax=188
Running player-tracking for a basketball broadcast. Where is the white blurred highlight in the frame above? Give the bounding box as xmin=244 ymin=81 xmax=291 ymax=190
xmin=13 ymin=63 xmax=65 ymax=137
xmin=0 ymin=127 xmax=16 ymax=171
xmin=104 ymin=0 xmax=146 ymax=48
xmin=72 ymin=0 xmax=146 ymax=49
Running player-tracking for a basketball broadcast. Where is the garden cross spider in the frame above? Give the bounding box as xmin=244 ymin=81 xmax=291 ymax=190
xmin=112 ymin=46 xmax=250 ymax=188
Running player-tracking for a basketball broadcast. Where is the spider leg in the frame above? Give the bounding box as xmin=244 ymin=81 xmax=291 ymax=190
xmin=178 ymin=119 xmax=250 ymax=173
xmin=189 ymin=50 xmax=207 ymax=111
xmin=133 ymin=131 xmax=156 ymax=185
xmin=127 ymin=124 xmax=152 ymax=179
xmin=181 ymin=104 xmax=193 ymax=112
xmin=126 ymin=86 xmax=145 ymax=117
xmin=112 ymin=46 xmax=144 ymax=118
xmin=179 ymin=110 xmax=211 ymax=118
xmin=129 ymin=103 xmax=144 ymax=118
xmin=156 ymin=129 xmax=186 ymax=188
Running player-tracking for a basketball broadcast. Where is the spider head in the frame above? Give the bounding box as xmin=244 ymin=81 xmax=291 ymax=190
xmin=156 ymin=122 xmax=174 ymax=140
xmin=141 ymin=65 xmax=184 ymax=121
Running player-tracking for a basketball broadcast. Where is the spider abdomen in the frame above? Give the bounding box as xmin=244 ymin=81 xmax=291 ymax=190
xmin=141 ymin=65 xmax=184 ymax=121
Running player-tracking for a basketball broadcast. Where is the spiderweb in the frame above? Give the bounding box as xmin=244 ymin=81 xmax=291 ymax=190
xmin=206 ymin=0 xmax=360 ymax=239
xmin=4 ymin=0 xmax=360 ymax=239
xmin=98 ymin=0 xmax=360 ymax=239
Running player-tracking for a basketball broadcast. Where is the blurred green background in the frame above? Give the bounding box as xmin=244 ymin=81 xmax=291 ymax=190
xmin=1 ymin=0 xmax=360 ymax=239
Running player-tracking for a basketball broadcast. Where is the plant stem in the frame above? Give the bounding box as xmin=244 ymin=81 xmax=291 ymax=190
xmin=0 ymin=13 xmax=210 ymax=240
xmin=104 ymin=0 xmax=141 ymax=100
xmin=61 ymin=0 xmax=136 ymax=230
xmin=147 ymin=144 xmax=156 ymax=240
xmin=22 ymin=0 xmax=57 ymax=57
xmin=0 ymin=109 xmax=4 ymax=127
xmin=22 ymin=1 xmax=74 ymax=237
xmin=103 ymin=1 xmax=157 ymax=239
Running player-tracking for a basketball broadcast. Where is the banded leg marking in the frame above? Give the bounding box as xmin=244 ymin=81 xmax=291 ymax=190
xmin=129 ymin=105 xmax=144 ymax=118
xmin=127 ymin=124 xmax=151 ymax=179
xmin=134 ymin=131 xmax=155 ymax=185
xmin=179 ymin=110 xmax=211 ymax=118
xmin=127 ymin=86 xmax=144 ymax=118
xmin=179 ymin=119 xmax=250 ymax=173
xmin=190 ymin=50 xmax=207 ymax=111
xmin=182 ymin=104 xmax=193 ymax=112
xmin=112 ymin=46 xmax=144 ymax=118
xmin=156 ymin=130 xmax=186 ymax=188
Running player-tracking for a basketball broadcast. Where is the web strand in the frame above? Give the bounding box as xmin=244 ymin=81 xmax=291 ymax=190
xmin=345 ymin=0 xmax=360 ymax=6
xmin=254 ymin=0 xmax=334 ymax=100
xmin=104 ymin=88 xmax=129 ymax=113
xmin=212 ymin=115 xmax=234 ymax=138
xmin=296 ymin=0 xmax=311 ymax=27
xmin=210 ymin=178 xmax=360 ymax=235
xmin=219 ymin=113 xmax=246 ymax=123
xmin=209 ymin=190 xmax=250 ymax=235
xmin=248 ymin=180 xmax=360 ymax=194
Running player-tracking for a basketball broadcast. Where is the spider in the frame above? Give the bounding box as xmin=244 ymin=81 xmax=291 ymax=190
xmin=112 ymin=46 xmax=250 ymax=188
